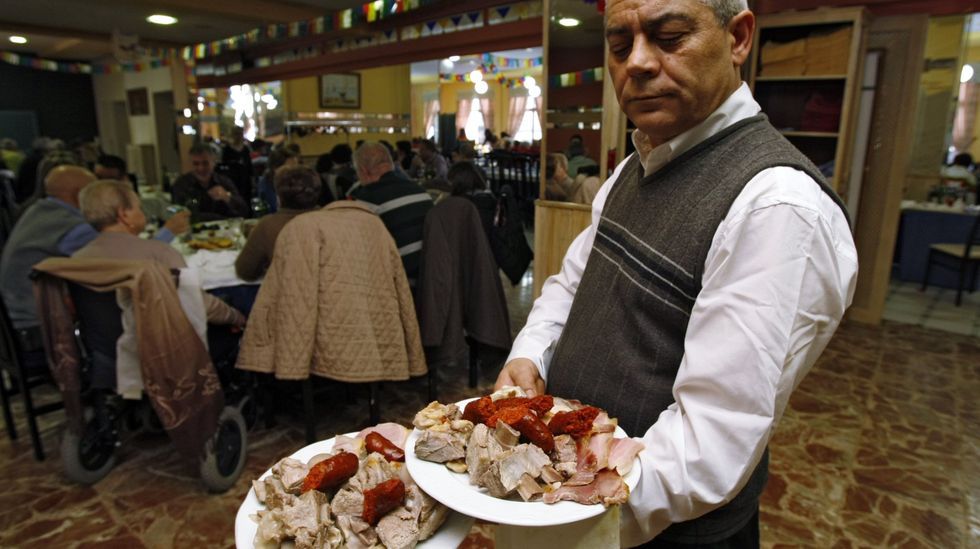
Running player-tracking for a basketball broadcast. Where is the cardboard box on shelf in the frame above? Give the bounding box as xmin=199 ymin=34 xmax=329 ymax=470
xmin=760 ymin=38 xmax=806 ymax=65
xmin=805 ymin=27 xmax=851 ymax=75
xmin=760 ymin=58 xmax=807 ymax=77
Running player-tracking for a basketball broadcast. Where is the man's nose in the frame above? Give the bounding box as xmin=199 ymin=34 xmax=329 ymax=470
xmin=625 ymin=37 xmax=661 ymax=79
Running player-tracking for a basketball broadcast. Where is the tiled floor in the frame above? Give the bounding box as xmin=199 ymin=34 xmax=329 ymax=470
xmin=0 ymin=269 xmax=977 ymax=548
xmin=883 ymin=279 xmax=980 ymax=337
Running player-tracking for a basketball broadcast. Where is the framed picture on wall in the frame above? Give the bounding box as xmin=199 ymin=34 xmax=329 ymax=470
xmin=127 ymin=87 xmax=149 ymax=116
xmin=319 ymin=73 xmax=360 ymax=109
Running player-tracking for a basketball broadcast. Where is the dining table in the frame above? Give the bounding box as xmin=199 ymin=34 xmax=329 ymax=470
xmin=169 ymin=218 xmax=262 ymax=315
xmin=895 ymin=202 xmax=979 ymax=289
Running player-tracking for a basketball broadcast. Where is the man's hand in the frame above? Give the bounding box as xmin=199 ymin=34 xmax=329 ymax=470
xmin=162 ymin=210 xmax=190 ymax=235
xmin=494 ymin=358 xmax=545 ymax=397
xmin=208 ymin=186 xmax=232 ymax=202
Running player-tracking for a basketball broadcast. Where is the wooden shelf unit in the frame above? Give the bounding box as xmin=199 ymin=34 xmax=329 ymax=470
xmin=748 ymin=7 xmax=868 ymax=197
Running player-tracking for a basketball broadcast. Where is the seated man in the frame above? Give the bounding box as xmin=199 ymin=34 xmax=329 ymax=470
xmin=350 ymin=142 xmax=433 ymax=287
xmin=73 ymin=180 xmax=245 ymax=328
xmin=409 ymin=139 xmax=448 ymax=181
xmin=235 ymin=166 xmax=320 ymax=281
xmin=172 ymin=143 xmax=249 ymax=221
xmin=565 ymin=140 xmax=598 ymax=178
xmin=94 ymin=154 xmax=135 ymax=191
xmin=1 ymin=166 xmax=96 ymax=342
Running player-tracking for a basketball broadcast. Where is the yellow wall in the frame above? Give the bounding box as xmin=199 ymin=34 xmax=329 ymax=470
xmin=282 ymin=64 xmax=412 ymax=156
xmin=908 ymin=15 xmax=967 ymax=190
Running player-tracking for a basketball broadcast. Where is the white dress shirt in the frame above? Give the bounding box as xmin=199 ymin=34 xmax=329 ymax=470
xmin=507 ymin=83 xmax=858 ymax=545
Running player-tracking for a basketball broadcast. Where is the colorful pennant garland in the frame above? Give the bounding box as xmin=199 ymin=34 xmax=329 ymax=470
xmin=549 ymin=67 xmax=603 ymax=88
xmin=439 ymin=72 xmax=538 ymax=90
xmin=1 ymin=50 xmax=173 ymax=75
xmin=481 ymin=53 xmax=542 ymax=69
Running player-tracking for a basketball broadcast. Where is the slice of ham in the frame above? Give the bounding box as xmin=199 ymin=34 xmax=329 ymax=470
xmin=542 ymin=469 xmax=629 ymax=505
xmin=607 ymin=437 xmax=644 ymax=475
xmin=357 ymin=423 xmax=410 ymax=451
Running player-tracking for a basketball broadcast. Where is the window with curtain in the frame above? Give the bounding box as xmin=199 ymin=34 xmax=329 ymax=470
xmin=464 ymin=97 xmax=486 ymax=141
xmin=514 ymin=95 xmax=542 ymax=144
xmin=423 ymin=93 xmax=440 ymax=140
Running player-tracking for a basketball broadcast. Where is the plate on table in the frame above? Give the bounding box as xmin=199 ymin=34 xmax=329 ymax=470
xmin=405 ymin=398 xmax=642 ymax=527
xmin=235 ymin=434 xmax=475 ymax=549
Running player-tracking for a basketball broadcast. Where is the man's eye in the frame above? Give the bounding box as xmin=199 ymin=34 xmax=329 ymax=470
xmin=656 ymin=34 xmax=684 ymax=46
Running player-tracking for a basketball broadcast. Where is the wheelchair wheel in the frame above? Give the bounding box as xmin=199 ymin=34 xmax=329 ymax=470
xmin=199 ymin=406 xmax=247 ymax=493
xmin=61 ymin=413 xmax=118 ymax=484
xmin=236 ymin=394 xmax=259 ymax=431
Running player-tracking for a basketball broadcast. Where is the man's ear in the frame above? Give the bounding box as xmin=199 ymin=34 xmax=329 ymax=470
xmin=728 ymin=10 xmax=756 ymax=67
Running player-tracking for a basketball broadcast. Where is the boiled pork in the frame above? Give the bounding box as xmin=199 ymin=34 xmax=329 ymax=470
xmin=542 ymin=469 xmax=628 ymax=505
xmin=414 ymin=429 xmax=465 ymax=463
xmin=375 ymin=506 xmax=420 ymax=549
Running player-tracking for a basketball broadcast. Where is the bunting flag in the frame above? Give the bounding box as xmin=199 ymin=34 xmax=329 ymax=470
xmin=549 ymin=67 xmax=604 ymax=88
xmin=482 ymin=53 xmax=542 ymax=69
xmin=1 ymin=50 xmax=173 ymax=75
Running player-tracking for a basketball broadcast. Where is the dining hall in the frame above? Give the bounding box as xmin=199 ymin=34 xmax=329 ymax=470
xmin=0 ymin=0 xmax=977 ymax=547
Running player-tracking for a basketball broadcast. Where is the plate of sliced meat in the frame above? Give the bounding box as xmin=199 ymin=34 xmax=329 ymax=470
xmin=235 ymin=423 xmax=475 ymax=548
xmin=405 ymin=390 xmax=644 ymax=527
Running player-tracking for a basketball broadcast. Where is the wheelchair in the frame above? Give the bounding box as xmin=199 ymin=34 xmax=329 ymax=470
xmin=60 ymin=281 xmax=255 ymax=492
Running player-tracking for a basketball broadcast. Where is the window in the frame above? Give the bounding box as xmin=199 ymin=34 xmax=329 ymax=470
xmin=464 ymin=99 xmax=486 ymax=141
xmin=514 ymin=100 xmax=542 ymax=144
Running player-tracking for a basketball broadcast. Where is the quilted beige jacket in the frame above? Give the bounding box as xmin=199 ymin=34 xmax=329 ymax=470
xmin=237 ymin=201 xmax=426 ymax=382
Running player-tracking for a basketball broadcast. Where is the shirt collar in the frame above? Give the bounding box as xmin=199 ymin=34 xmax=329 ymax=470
xmin=631 ymin=82 xmax=761 ymax=177
xmin=45 ymin=196 xmax=81 ymax=215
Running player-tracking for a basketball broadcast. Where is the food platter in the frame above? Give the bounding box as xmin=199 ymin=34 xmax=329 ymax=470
xmin=404 ymin=398 xmax=642 ymax=527
xmin=235 ymin=434 xmax=475 ymax=549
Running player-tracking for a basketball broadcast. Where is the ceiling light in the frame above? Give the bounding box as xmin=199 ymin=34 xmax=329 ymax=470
xmin=147 ymin=14 xmax=178 ymax=25
xmin=182 ymin=108 xmax=192 ymax=118
xmin=475 ymin=81 xmax=489 ymax=95
xmin=558 ymin=17 xmax=580 ymax=27
xmin=470 ymin=69 xmax=483 ymax=83
xmin=961 ymin=64 xmax=975 ymax=84
xmin=528 ymin=85 xmax=541 ymax=99
xmin=524 ymin=76 xmax=536 ymax=88
xmin=8 ymin=36 xmax=27 ymax=44
xmin=448 ymin=55 xmax=460 ymax=62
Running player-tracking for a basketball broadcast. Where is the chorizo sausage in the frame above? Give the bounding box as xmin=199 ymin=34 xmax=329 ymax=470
xmin=462 ymin=396 xmax=497 ymax=425
xmin=365 ymin=432 xmax=405 ymax=462
xmin=490 ymin=405 xmax=555 ymax=453
xmin=301 ymin=451 xmax=359 ymax=493
xmin=548 ymin=406 xmax=601 ymax=438
xmin=362 ymin=478 xmax=406 ymax=525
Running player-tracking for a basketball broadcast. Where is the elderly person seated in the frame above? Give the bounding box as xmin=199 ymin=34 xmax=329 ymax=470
xmin=172 ymin=143 xmax=249 ymax=221
xmin=72 ymin=180 xmax=245 ymax=328
xmin=235 ymin=166 xmax=320 ymax=281
xmin=544 ymin=153 xmax=575 ymax=201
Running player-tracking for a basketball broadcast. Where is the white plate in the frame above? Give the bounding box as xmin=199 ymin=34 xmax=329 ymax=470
xmin=235 ymin=434 xmax=475 ymax=548
xmin=405 ymin=398 xmax=641 ymax=527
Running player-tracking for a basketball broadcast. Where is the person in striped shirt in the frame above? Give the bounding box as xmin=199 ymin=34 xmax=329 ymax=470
xmin=350 ymin=142 xmax=433 ymax=287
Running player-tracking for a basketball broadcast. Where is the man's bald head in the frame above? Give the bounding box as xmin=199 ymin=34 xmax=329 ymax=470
xmin=44 ymin=165 xmax=96 ymax=208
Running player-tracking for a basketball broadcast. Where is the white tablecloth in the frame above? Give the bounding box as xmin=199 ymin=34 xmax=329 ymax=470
xmin=182 ymin=249 xmax=259 ymax=291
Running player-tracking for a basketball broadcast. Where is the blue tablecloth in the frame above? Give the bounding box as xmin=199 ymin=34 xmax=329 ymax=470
xmin=896 ymin=208 xmax=978 ymax=288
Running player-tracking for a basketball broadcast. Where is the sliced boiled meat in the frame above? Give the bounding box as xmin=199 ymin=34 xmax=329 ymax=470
xmin=272 ymin=457 xmax=310 ymax=494
xmin=516 ymin=473 xmax=545 ymax=501
xmin=414 ymin=430 xmax=465 ymax=463
xmin=375 ymin=506 xmax=420 ymax=549
xmin=542 ymin=469 xmax=629 ymax=506
xmin=478 ymin=443 xmax=551 ymax=497
xmin=607 ymin=437 xmax=644 ymax=475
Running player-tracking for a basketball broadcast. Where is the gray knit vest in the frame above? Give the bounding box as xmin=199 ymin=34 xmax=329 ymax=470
xmin=0 ymin=199 xmax=83 ymax=327
xmin=547 ymin=114 xmax=847 ymax=543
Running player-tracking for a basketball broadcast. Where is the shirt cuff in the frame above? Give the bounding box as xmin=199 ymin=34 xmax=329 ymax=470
xmin=505 ymin=339 xmax=555 ymax=384
xmin=154 ymin=228 xmax=175 ymax=243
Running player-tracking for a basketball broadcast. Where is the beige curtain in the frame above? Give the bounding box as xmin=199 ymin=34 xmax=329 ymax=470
xmin=423 ymin=98 xmax=440 ymax=138
xmin=952 ymin=82 xmax=978 ymax=153
xmin=480 ymin=97 xmax=493 ymax=135
xmin=507 ymin=95 xmax=528 ymax=137
xmin=534 ymin=96 xmax=544 ymax=140
xmin=456 ymin=98 xmax=473 ymax=134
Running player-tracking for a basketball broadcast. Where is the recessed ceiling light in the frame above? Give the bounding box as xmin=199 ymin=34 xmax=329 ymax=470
xmin=8 ymin=35 xmax=28 ymax=44
xmin=147 ymin=14 xmax=178 ymax=25
xmin=558 ymin=17 xmax=580 ymax=27
xmin=448 ymin=55 xmax=460 ymax=62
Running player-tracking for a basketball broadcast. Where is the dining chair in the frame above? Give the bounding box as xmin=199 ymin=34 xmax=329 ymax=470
xmin=0 ymin=295 xmax=64 ymax=461
xmin=921 ymin=213 xmax=980 ymax=306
